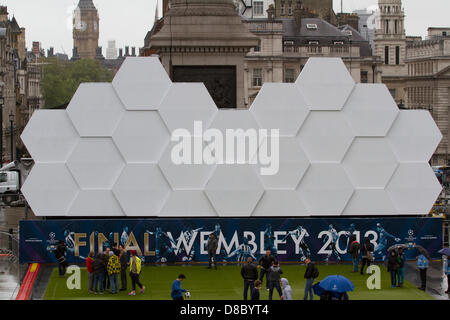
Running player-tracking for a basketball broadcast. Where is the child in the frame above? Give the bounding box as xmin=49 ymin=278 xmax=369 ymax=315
xmin=281 ymin=278 xmax=293 ymax=300
xmin=251 ymin=280 xmax=262 ymax=301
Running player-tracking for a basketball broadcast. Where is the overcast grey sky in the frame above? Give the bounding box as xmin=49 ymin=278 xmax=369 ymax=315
xmin=1 ymin=0 xmax=449 ymax=56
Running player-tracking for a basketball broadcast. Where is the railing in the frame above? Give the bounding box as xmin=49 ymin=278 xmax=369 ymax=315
xmin=0 ymin=231 xmax=20 ymax=300
xmin=283 ymin=45 xmax=360 ymax=58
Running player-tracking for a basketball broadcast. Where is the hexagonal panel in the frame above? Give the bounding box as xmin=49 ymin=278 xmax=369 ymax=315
xmin=21 ymin=163 xmax=79 ymax=216
xmin=252 ymin=190 xmax=308 ymax=216
xmin=296 ymin=58 xmax=355 ymax=110
xmin=208 ymin=109 xmax=262 ymax=164
xmin=298 ymin=164 xmax=354 ymax=216
xmin=254 ymin=137 xmax=310 ymax=190
xmin=159 ymin=83 xmax=218 ymax=133
xmin=68 ymin=190 xmax=124 ymax=217
xmin=158 ymin=141 xmax=216 ymax=190
xmin=298 ymin=111 xmax=355 ymax=163
xmin=387 ymin=163 xmax=442 ymax=215
xmin=20 ymin=110 xmax=79 ymax=162
xmin=205 ymin=165 xmax=264 ymax=217
xmin=343 ymin=138 xmax=398 ymax=188
xmin=112 ymin=57 xmax=172 ymax=110
xmin=66 ymin=138 xmax=125 ymax=189
xmin=160 ymin=191 xmax=217 ymax=217
xmin=387 ymin=110 xmax=442 ymax=162
xmin=112 ymin=164 xmax=171 ymax=216
xmin=342 ymin=84 xmax=399 ymax=137
xmin=250 ymin=83 xmax=309 ymax=136
xmin=112 ymin=111 xmax=170 ymax=163
xmin=67 ymin=83 xmax=125 ymax=137
xmin=343 ymin=189 xmax=397 ymax=216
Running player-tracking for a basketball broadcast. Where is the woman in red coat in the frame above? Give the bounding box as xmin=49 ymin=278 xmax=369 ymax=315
xmin=86 ymin=251 xmax=94 ymax=293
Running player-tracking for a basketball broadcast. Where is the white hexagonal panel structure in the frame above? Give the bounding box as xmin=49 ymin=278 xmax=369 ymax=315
xmin=20 ymin=110 xmax=79 ymax=163
xmin=67 ymin=83 xmax=125 ymax=137
xmin=112 ymin=57 xmax=171 ymax=110
xmin=298 ymin=111 xmax=355 ymax=163
xmin=387 ymin=163 xmax=442 ymax=215
xmin=387 ymin=110 xmax=442 ymax=162
xmin=343 ymin=138 xmax=398 ymax=188
xmin=112 ymin=164 xmax=171 ymax=216
xmin=112 ymin=111 xmax=170 ymax=163
xmin=159 ymin=83 xmax=218 ymax=133
xmin=250 ymin=83 xmax=309 ymax=137
xmin=296 ymin=58 xmax=355 ymax=110
xmin=21 ymin=163 xmax=79 ymax=216
xmin=298 ymin=164 xmax=354 ymax=216
xmin=21 ymin=57 xmax=443 ymax=217
xmin=342 ymin=84 xmax=399 ymax=137
xmin=205 ymin=165 xmax=264 ymax=217
xmin=66 ymin=138 xmax=125 ymax=189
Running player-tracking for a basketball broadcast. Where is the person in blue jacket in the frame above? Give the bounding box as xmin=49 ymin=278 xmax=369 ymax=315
xmin=417 ymin=254 xmax=429 ymax=291
xmin=445 ymin=256 xmax=450 ymax=294
xmin=171 ymin=274 xmax=189 ymax=300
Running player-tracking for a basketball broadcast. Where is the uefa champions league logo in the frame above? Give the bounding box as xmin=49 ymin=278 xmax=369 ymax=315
xmin=408 ymin=229 xmax=414 ymax=237
xmin=49 ymin=232 xmax=56 ymax=240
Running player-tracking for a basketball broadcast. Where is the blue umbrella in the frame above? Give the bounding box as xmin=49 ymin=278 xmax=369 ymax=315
xmin=317 ymin=275 xmax=355 ymax=293
xmin=312 ymin=282 xmax=325 ymax=296
xmin=438 ymin=248 xmax=450 ymax=256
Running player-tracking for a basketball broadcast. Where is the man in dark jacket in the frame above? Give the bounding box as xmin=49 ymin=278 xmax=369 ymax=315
xmin=348 ymin=235 xmax=360 ymax=272
xmin=241 ymin=257 xmax=258 ymax=300
xmin=303 ymin=258 xmax=318 ymax=300
xmin=119 ymin=245 xmax=128 ymax=291
xmin=360 ymin=238 xmax=374 ymax=275
xmin=207 ymin=234 xmax=218 ymax=269
xmin=258 ymin=250 xmax=275 ymax=290
xmin=54 ymin=240 xmax=67 ymax=276
xmin=93 ymin=253 xmax=106 ymax=294
xmin=267 ymin=260 xmax=283 ymax=300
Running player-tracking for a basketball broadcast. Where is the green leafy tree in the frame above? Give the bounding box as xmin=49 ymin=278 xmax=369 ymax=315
xmin=41 ymin=58 xmax=114 ymax=109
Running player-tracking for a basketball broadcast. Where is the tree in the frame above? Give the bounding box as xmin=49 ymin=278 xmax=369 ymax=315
xmin=41 ymin=58 xmax=114 ymax=109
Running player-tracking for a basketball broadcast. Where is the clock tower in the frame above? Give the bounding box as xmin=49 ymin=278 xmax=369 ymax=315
xmin=73 ymin=0 xmax=99 ymax=59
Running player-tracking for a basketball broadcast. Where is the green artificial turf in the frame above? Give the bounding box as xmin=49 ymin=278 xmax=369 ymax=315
xmin=43 ymin=264 xmax=434 ymax=300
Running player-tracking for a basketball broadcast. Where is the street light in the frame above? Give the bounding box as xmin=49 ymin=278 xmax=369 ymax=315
xmin=9 ymin=111 xmax=14 ymax=162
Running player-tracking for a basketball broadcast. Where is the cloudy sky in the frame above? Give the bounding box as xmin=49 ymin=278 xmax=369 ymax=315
xmin=1 ymin=0 xmax=449 ymax=56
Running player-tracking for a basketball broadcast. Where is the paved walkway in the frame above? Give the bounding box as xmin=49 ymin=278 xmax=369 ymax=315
xmin=405 ymin=261 xmax=450 ymax=300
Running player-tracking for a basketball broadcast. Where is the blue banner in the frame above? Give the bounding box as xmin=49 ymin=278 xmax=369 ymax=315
xmin=19 ymin=218 xmax=443 ymax=264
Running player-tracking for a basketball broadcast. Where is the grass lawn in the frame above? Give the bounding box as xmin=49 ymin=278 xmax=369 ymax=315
xmin=43 ymin=264 xmax=434 ymax=300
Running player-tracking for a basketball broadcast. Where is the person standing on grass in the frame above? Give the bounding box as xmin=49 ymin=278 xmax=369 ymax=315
xmin=119 ymin=245 xmax=128 ymax=291
xmin=251 ymin=280 xmax=262 ymax=301
xmin=258 ymin=250 xmax=275 ymax=290
xmin=86 ymin=251 xmax=94 ymax=294
xmin=54 ymin=240 xmax=68 ymax=276
xmin=397 ymin=248 xmax=406 ymax=287
xmin=171 ymin=274 xmax=189 ymax=300
xmin=281 ymin=278 xmax=293 ymax=300
xmin=360 ymin=237 xmax=374 ymax=275
xmin=267 ymin=260 xmax=283 ymax=300
xmin=207 ymin=234 xmax=218 ymax=269
xmin=241 ymin=257 xmax=258 ymax=300
xmin=93 ymin=253 xmax=106 ymax=294
xmin=387 ymin=250 xmax=399 ymax=288
xmin=348 ymin=235 xmax=360 ymax=273
xmin=129 ymin=250 xmax=145 ymax=296
xmin=303 ymin=258 xmax=318 ymax=300
xmin=107 ymin=251 xmax=121 ymax=294
xmin=103 ymin=248 xmax=111 ymax=291
xmin=417 ymin=253 xmax=429 ymax=291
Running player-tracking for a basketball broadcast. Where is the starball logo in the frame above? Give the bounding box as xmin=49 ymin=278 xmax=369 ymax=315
xmin=170 ymin=121 xmax=280 ymax=176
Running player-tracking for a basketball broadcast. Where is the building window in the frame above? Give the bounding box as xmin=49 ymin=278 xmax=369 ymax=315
xmin=254 ymin=40 xmax=261 ymax=52
xmin=253 ymin=1 xmax=264 ymax=16
xmin=253 ymin=68 xmax=263 ymax=87
xmin=395 ymin=46 xmax=400 ymax=65
xmin=360 ymin=71 xmax=368 ymax=83
xmin=285 ymin=69 xmax=295 ymax=83
xmin=385 ymin=20 xmax=389 ymax=34
xmin=389 ymin=89 xmax=396 ymax=99
xmin=288 ymin=1 xmax=293 ymax=15
xmin=281 ymin=2 xmax=285 ymax=15
xmin=385 ymin=46 xmax=389 ymax=64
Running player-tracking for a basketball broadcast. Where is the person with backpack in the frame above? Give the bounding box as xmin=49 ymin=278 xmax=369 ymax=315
xmin=360 ymin=237 xmax=374 ymax=275
xmin=387 ymin=250 xmax=400 ymax=288
xmin=303 ymin=258 xmax=318 ymax=300
xmin=54 ymin=240 xmax=68 ymax=276
xmin=348 ymin=235 xmax=360 ymax=273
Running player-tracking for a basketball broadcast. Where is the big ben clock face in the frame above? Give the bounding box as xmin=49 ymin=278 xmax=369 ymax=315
xmin=79 ymin=20 xmax=87 ymax=32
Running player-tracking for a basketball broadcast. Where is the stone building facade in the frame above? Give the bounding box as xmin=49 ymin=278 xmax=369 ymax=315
xmin=73 ymin=0 xmax=99 ymax=60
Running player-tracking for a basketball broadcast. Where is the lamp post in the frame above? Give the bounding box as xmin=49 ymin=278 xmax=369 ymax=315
xmin=9 ymin=111 xmax=14 ymax=162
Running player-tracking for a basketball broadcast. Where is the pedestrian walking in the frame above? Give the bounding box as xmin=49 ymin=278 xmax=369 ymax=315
xmin=107 ymin=251 xmax=121 ymax=294
xmin=267 ymin=260 xmax=283 ymax=300
xmin=207 ymin=234 xmax=218 ymax=269
xmin=129 ymin=250 xmax=145 ymax=296
xmin=54 ymin=240 xmax=68 ymax=276
xmin=360 ymin=237 xmax=374 ymax=275
xmin=258 ymin=250 xmax=275 ymax=290
xmin=387 ymin=250 xmax=399 ymax=288
xmin=281 ymin=278 xmax=293 ymax=300
xmin=119 ymin=244 xmax=128 ymax=291
xmin=348 ymin=235 xmax=360 ymax=273
xmin=241 ymin=257 xmax=258 ymax=300
xmin=303 ymin=258 xmax=319 ymax=300
xmin=417 ymin=253 xmax=429 ymax=291
xmin=93 ymin=253 xmax=105 ymax=294
xmin=397 ymin=248 xmax=406 ymax=287
xmin=86 ymin=251 xmax=94 ymax=293
xmin=171 ymin=274 xmax=189 ymax=301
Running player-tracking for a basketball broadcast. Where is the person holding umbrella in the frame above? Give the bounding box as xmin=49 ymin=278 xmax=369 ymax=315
xmin=417 ymin=252 xmax=429 ymax=291
xmin=438 ymin=247 xmax=450 ymax=294
xmin=312 ymin=275 xmax=354 ymax=300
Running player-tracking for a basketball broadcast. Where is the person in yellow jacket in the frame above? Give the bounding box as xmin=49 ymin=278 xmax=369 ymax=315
xmin=128 ymin=250 xmax=145 ymax=296
xmin=107 ymin=251 xmax=121 ymax=294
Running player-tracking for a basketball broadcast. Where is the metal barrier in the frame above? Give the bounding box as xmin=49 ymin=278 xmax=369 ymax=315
xmin=0 ymin=231 xmax=20 ymax=300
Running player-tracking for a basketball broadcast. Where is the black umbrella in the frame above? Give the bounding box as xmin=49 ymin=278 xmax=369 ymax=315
xmin=388 ymin=244 xmax=408 ymax=252
xmin=415 ymin=245 xmax=430 ymax=259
